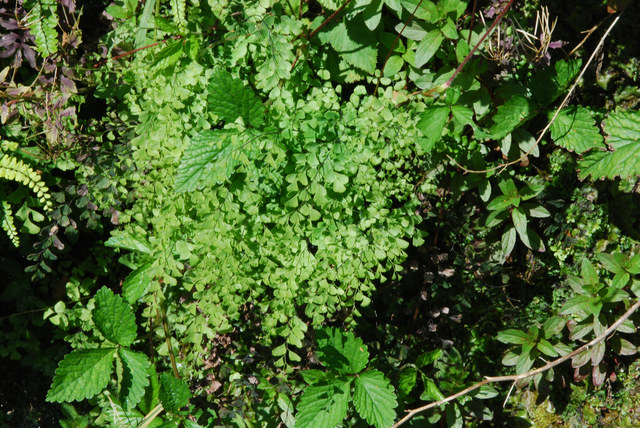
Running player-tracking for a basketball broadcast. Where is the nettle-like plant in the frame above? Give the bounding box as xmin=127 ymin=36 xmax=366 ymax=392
xmin=296 ymin=327 xmax=397 ymax=428
xmin=47 ymin=287 xmax=192 ymax=425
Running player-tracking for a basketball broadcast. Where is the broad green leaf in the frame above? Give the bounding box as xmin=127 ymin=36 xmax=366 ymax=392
xmin=536 ymin=339 xmax=558 ymax=357
xmin=524 ymin=203 xmax=550 ymax=218
xmin=590 ymin=342 xmax=605 ymax=366
xmin=523 ymin=227 xmax=545 ymax=252
xmin=150 ymin=39 xmax=184 ymax=69
xmin=315 ymin=327 xmax=369 ymax=374
xmin=122 ymin=263 xmax=153 ymax=303
xmin=416 ymin=106 xmax=449 ymax=152
xmin=502 ymin=350 xmax=519 ymax=366
xmin=628 ymin=254 xmax=640 ymax=274
xmin=496 ymin=329 xmax=530 ymax=345
xmin=119 ymin=348 xmax=151 ymax=410
xmin=398 ymin=366 xmax=418 ymax=397
xmin=93 ymin=287 xmax=137 ymax=347
xmin=415 ymin=30 xmax=444 ymax=68
xmin=560 ymin=295 xmax=593 ymax=315
xmin=581 ymin=258 xmax=599 ymax=285
xmin=489 ymin=96 xmax=537 ymax=140
xmin=138 ymin=364 xmax=159 ymax=415
xmin=420 ymin=376 xmax=445 ymax=401
xmin=208 ymin=69 xmax=265 ymax=127
xmin=47 ymin=348 xmax=117 ymax=402
xmin=353 ymin=370 xmax=397 ymax=428
xmin=596 ymin=252 xmax=624 ymax=274
xmin=612 ymin=336 xmax=638 ymax=356
xmin=571 ymin=349 xmax=591 ymax=368
xmin=579 ymin=111 xmax=640 ymax=180
xmin=616 ymin=319 xmax=636 ymax=334
xmin=515 ymin=350 xmax=535 ymax=375
xmin=362 ymin=0 xmax=383 ymax=30
xmin=472 ymin=385 xmax=499 ymax=399
xmin=400 ymin=0 xmax=438 ymax=21
xmin=105 ymin=231 xmax=151 ymax=254
xmin=543 ymin=316 xmax=566 ymax=338
xmin=175 ymin=129 xmax=239 ymax=192
xmin=416 ymin=349 xmax=442 ymax=367
xmin=487 ymin=195 xmax=516 ymax=212
xmin=318 ymin=21 xmax=378 ymax=74
xmin=550 ymin=106 xmax=603 ymax=153
xmin=498 ymin=178 xmax=518 ymax=196
xmin=511 ymin=207 xmax=528 ymax=246
xmin=498 ymin=226 xmax=516 ymax=261
xmin=295 ymin=379 xmax=351 ymax=428
xmin=301 ymin=369 xmax=330 ymax=385
xmin=519 ymin=184 xmax=544 ymax=200
xmin=159 ymin=372 xmax=191 ymax=412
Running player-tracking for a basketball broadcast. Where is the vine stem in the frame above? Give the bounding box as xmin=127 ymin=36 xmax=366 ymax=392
xmin=449 ymin=11 xmax=623 ymax=175
xmin=392 ymin=298 xmax=640 ymax=428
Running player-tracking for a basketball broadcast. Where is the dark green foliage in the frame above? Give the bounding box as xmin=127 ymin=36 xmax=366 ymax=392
xmin=3 ymin=0 xmax=640 ymax=426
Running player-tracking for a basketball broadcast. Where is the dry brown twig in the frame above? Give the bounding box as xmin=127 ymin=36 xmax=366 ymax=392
xmin=448 ymin=11 xmax=623 ymax=175
xmin=392 ymin=298 xmax=640 ymax=427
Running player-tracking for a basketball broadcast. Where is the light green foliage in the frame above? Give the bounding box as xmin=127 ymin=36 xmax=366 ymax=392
xmin=169 ymin=0 xmax=187 ymax=30
xmin=24 ymin=0 xmax=59 ymax=57
xmin=207 ymin=69 xmax=265 ymax=127
xmin=296 ymin=328 xmax=397 ymax=428
xmin=48 ymin=287 xmax=151 ymax=408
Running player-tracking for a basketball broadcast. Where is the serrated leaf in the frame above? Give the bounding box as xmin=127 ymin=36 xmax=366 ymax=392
xmin=122 ymin=263 xmax=153 ymax=303
xmin=497 ymin=329 xmax=531 ymax=345
xmin=318 ymin=21 xmax=378 ymax=74
xmin=590 ymin=342 xmax=606 ymax=366
xmin=105 ymin=231 xmax=151 ymax=254
xmin=301 ymin=369 xmax=329 ymax=385
xmin=353 ymin=370 xmax=397 ymax=428
xmin=316 ymin=327 xmax=369 ymax=374
xmin=415 ymin=30 xmax=444 ymax=68
xmin=175 ymin=129 xmax=239 ymax=192
xmin=47 ymin=348 xmax=117 ymax=402
xmin=489 ymin=96 xmax=537 ymax=140
xmin=119 ymin=348 xmax=151 ymax=410
xmin=616 ymin=319 xmax=636 ymax=334
xmin=416 ymin=106 xmax=449 ymax=151
xmin=579 ymin=111 xmax=640 ymax=180
xmin=571 ymin=349 xmax=591 ymax=368
xmin=550 ymin=106 xmax=603 ymax=153
xmin=93 ymin=287 xmax=137 ymax=347
xmin=208 ymin=69 xmax=265 ymax=127
xmin=159 ymin=372 xmax=191 ymax=412
xmin=295 ymin=379 xmax=351 ymax=428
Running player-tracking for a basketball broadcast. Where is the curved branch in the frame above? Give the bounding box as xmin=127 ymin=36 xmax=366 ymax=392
xmin=392 ymin=299 xmax=640 ymax=428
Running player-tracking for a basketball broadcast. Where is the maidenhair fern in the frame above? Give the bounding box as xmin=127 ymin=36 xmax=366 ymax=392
xmin=169 ymin=0 xmax=187 ymax=31
xmin=0 ymin=153 xmax=52 ymax=246
xmin=1 ymin=201 xmax=19 ymax=247
xmin=24 ymin=0 xmax=59 ymax=57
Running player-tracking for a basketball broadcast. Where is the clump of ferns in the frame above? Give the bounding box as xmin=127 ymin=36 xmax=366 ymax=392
xmin=481 ymin=6 xmax=565 ymax=67
xmin=0 ymin=153 xmax=52 ymax=247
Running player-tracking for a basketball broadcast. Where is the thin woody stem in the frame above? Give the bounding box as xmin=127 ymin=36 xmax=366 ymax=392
xmin=392 ymin=298 xmax=640 ymax=428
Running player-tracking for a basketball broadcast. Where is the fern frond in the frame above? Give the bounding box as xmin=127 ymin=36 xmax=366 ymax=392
xmin=170 ymin=0 xmax=187 ymax=31
xmin=24 ymin=0 xmax=59 ymax=57
xmin=0 ymin=154 xmax=53 ymax=211
xmin=1 ymin=201 xmax=19 ymax=247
